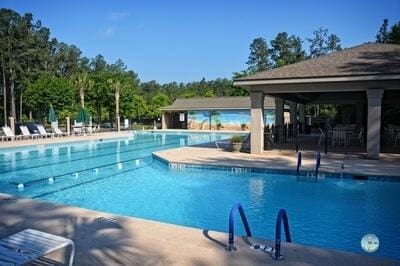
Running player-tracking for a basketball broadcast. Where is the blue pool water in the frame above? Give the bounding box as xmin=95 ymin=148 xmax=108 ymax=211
xmin=0 ymin=132 xmax=399 ymax=259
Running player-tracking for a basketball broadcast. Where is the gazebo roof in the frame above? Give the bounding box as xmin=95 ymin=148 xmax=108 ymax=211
xmin=235 ymin=43 xmax=400 ymax=85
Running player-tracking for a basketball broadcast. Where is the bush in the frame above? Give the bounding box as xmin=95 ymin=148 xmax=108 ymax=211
xmin=230 ymin=135 xmax=243 ymax=143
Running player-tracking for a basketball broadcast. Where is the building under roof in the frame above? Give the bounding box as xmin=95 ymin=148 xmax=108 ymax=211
xmin=160 ymin=96 xmax=275 ymax=111
xmin=160 ymin=96 xmax=287 ymax=131
xmin=233 ymin=42 xmax=400 ymax=159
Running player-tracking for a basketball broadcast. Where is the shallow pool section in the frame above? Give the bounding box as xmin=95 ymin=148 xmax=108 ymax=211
xmin=0 ymin=132 xmax=399 ymax=259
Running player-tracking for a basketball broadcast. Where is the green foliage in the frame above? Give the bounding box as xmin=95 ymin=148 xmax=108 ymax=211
xmin=149 ymin=92 xmax=170 ymax=117
xmin=377 ymin=19 xmax=400 ymax=44
xmin=376 ymin=19 xmax=389 ymax=43
xmin=204 ymin=89 xmax=215 ymax=97
xmin=246 ymin=37 xmax=271 ymax=73
xmin=319 ymin=104 xmax=338 ymax=118
xmin=270 ymin=32 xmax=306 ymax=68
xmin=25 ymin=74 xmax=75 ymax=122
xmin=307 ymin=28 xmax=342 ymax=58
xmin=230 ymin=135 xmax=243 ymax=143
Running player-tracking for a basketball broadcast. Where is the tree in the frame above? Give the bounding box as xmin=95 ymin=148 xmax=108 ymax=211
xmin=149 ymin=92 xmax=170 ymax=118
xmin=307 ymin=28 xmax=342 ymax=58
xmin=376 ymin=19 xmax=400 ymax=44
xmin=388 ymin=22 xmax=400 ymax=44
xmin=204 ymin=89 xmax=215 ymax=97
xmin=376 ymin=19 xmax=389 ymax=43
xmin=90 ymin=54 xmax=107 ymax=72
xmin=270 ymin=32 xmax=306 ymax=68
xmin=24 ymin=74 xmax=75 ymax=122
xmin=326 ymin=34 xmax=342 ymax=53
xmin=246 ymin=37 xmax=271 ymax=73
xmin=71 ymin=72 xmax=93 ymax=107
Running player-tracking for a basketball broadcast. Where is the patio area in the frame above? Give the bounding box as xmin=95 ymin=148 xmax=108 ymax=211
xmin=1 ymin=193 xmax=398 ymax=266
xmin=153 ymin=146 xmax=400 ymax=178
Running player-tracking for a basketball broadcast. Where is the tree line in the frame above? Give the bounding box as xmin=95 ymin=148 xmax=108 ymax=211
xmin=0 ymin=8 xmax=245 ymax=126
xmin=0 ymin=7 xmax=399 ymax=126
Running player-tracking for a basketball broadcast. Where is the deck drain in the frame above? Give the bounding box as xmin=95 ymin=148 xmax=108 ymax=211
xmin=95 ymin=217 xmax=119 ymax=224
xmin=1 ymin=197 xmax=18 ymax=203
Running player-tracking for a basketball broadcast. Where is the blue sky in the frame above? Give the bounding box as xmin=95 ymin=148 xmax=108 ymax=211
xmin=1 ymin=0 xmax=399 ymax=83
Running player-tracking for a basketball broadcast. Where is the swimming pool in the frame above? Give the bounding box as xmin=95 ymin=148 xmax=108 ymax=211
xmin=1 ymin=132 xmax=399 ymax=259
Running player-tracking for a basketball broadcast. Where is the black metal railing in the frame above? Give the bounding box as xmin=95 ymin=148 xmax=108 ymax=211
xmin=381 ymin=126 xmax=400 ymax=154
xmin=265 ymin=125 xmax=366 ymax=155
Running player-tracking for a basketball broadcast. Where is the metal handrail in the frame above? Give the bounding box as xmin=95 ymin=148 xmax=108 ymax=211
xmin=296 ymin=152 xmax=302 ymax=176
xmin=315 ymin=152 xmax=321 ymax=178
xmin=226 ymin=203 xmax=252 ymax=251
xmin=271 ymin=209 xmax=292 ymax=260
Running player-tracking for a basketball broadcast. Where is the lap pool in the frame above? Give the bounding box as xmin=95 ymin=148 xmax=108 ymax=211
xmin=0 ymin=132 xmax=399 ymax=259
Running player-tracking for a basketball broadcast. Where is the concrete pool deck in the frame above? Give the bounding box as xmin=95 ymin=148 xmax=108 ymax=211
xmin=0 ymin=131 xmax=134 ymax=149
xmin=1 ymin=193 xmax=398 ymax=266
xmin=153 ymin=147 xmax=400 ymax=178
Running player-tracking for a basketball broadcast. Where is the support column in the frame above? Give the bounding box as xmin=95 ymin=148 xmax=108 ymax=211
xmin=9 ymin=117 xmax=15 ymax=134
xmin=356 ymin=103 xmax=363 ymax=125
xmin=366 ymin=89 xmax=384 ymax=159
xmin=250 ymin=91 xmax=264 ymax=154
xmin=298 ymin=104 xmax=306 ymax=132
xmin=289 ymin=101 xmax=297 ymax=125
xmin=161 ymin=112 xmax=167 ymax=129
xmin=117 ymin=116 xmax=121 ymax=132
xmin=275 ymin=98 xmax=284 ymax=127
xmin=66 ymin=117 xmax=70 ymax=136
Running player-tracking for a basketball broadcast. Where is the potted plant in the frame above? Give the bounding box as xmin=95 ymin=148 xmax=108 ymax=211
xmin=230 ymin=135 xmax=243 ymax=152
xmin=217 ymin=122 xmax=222 ymax=130
xmin=241 ymin=123 xmax=247 ymax=131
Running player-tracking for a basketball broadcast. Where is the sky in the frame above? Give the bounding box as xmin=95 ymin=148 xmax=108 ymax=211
xmin=1 ymin=0 xmax=399 ymax=84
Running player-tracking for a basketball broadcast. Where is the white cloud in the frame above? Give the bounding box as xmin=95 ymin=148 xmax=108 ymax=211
xmin=108 ymin=12 xmax=130 ymax=21
xmin=99 ymin=26 xmax=116 ymax=37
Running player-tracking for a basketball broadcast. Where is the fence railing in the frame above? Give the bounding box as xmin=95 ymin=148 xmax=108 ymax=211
xmin=381 ymin=126 xmax=400 ymax=154
xmin=265 ymin=125 xmax=367 ymax=154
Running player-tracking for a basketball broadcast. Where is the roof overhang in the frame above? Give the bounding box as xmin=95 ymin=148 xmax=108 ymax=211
xmin=234 ymin=74 xmax=400 ymax=87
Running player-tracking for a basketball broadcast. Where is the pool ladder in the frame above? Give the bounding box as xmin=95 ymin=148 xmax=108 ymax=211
xmin=226 ymin=203 xmax=292 ymax=260
xmin=297 ymin=151 xmax=321 ymax=180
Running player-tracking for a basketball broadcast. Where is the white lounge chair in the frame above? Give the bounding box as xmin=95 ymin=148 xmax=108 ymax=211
xmin=0 ymin=228 xmax=75 ymax=266
xmin=1 ymin=126 xmax=20 ymax=141
xmin=73 ymin=122 xmax=83 ymax=135
xmin=19 ymin=125 xmax=40 ymax=139
xmin=37 ymin=125 xmax=53 ymax=138
xmin=53 ymin=127 xmax=68 ymax=137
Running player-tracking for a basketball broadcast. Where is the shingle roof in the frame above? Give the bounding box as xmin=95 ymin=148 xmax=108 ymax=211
xmin=160 ymin=96 xmax=275 ymax=111
xmin=236 ymin=43 xmax=400 ymax=81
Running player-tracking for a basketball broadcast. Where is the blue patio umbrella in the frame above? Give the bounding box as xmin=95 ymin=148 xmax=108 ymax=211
xmin=76 ymin=107 xmax=90 ymax=124
xmin=48 ymin=105 xmax=57 ymax=123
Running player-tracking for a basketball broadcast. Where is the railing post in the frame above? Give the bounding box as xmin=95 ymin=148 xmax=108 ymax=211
xmin=315 ymin=152 xmax=321 ymax=178
xmin=295 ymin=124 xmax=299 ymax=152
xmin=227 ymin=203 xmax=252 ymax=251
xmin=324 ymin=129 xmax=328 ymax=154
xmin=296 ymin=152 xmax=302 ymax=176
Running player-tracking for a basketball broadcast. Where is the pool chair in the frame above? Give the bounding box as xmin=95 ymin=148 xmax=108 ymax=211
xmin=0 ymin=228 xmax=75 ymax=266
xmin=37 ymin=125 xmax=54 ymax=138
xmin=19 ymin=125 xmax=40 ymax=139
xmin=53 ymin=127 xmax=68 ymax=137
xmin=1 ymin=126 xmax=20 ymax=141
xmin=73 ymin=122 xmax=83 ymax=135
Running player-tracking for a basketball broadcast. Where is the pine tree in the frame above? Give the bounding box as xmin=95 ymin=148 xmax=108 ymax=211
xmin=270 ymin=32 xmax=306 ymax=68
xmin=246 ymin=37 xmax=271 ymax=73
xmin=376 ymin=19 xmax=389 ymax=43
